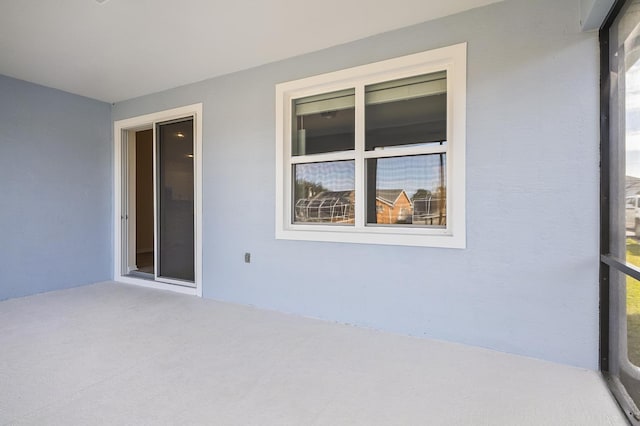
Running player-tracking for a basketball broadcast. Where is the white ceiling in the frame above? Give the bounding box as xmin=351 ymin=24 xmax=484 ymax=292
xmin=0 ymin=0 xmax=502 ymax=103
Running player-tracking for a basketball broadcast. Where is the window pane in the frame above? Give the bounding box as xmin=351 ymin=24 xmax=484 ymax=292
xmin=293 ymin=161 xmax=355 ymax=224
xmin=292 ymin=89 xmax=355 ymax=156
xmin=627 ymin=255 xmax=640 ymax=366
xmin=609 ymin=3 xmax=640 ymax=413
xmin=618 ymin=270 xmax=640 ymax=409
xmin=626 ymin=59 xmax=640 ymax=253
xmin=366 ymin=154 xmax=446 ymax=226
xmin=626 ymin=60 xmax=640 ymax=367
xmin=365 ymin=72 xmax=446 ymax=151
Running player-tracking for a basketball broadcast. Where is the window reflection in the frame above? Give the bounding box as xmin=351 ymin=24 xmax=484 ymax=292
xmin=293 ymin=161 xmax=355 ymax=224
xmin=366 ymin=154 xmax=446 ymax=227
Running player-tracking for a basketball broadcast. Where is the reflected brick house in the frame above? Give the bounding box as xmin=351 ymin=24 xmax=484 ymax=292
xmin=375 ymin=189 xmax=413 ymax=224
xmin=295 ymin=188 xmax=413 ymax=224
xmin=295 ymin=188 xmax=446 ymax=225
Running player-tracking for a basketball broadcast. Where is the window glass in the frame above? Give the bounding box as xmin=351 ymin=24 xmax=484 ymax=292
xmin=293 ymin=161 xmax=355 ymax=224
xmin=156 ymin=118 xmax=195 ymax=282
xmin=627 ymin=263 xmax=640 ymax=367
xmin=365 ymin=72 xmax=446 ymax=151
xmin=627 ymin=56 xmax=640 ymax=260
xmin=292 ymin=89 xmax=355 ymax=156
xmin=623 ymin=22 xmax=640 ymax=375
xmin=605 ymin=2 xmax=640 ymax=416
xmin=366 ymin=154 xmax=446 ymax=227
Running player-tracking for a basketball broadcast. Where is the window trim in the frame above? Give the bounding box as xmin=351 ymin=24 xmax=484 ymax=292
xmin=275 ymin=43 xmax=466 ymax=248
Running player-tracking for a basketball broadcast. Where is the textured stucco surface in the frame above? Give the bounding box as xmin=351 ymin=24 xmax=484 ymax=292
xmin=112 ymin=0 xmax=600 ymax=369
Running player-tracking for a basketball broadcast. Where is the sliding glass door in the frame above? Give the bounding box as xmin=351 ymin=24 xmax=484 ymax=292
xmin=119 ymin=116 xmax=196 ymax=288
xmin=115 ymin=104 xmax=201 ymax=295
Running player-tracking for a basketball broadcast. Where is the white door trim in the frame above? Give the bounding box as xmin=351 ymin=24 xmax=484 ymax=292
xmin=113 ymin=103 xmax=203 ymax=297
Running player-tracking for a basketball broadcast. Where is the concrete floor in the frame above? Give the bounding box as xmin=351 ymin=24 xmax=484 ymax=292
xmin=0 ymin=282 xmax=628 ymax=425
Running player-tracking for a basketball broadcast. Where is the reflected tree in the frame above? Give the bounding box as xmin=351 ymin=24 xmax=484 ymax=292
xmin=295 ymin=180 xmax=328 ymax=199
xmin=411 ymin=189 xmax=432 ymax=201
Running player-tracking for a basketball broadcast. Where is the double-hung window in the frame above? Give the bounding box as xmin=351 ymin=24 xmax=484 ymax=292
xmin=275 ymin=43 xmax=466 ymax=247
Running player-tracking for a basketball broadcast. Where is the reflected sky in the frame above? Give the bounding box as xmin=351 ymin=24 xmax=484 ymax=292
xmin=374 ymin=155 xmax=445 ymax=198
xmin=295 ymin=161 xmax=354 ymax=191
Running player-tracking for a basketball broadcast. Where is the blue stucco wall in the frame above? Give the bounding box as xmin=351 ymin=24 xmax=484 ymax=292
xmin=0 ymin=76 xmax=112 ymax=300
xmin=114 ymin=0 xmax=599 ymax=369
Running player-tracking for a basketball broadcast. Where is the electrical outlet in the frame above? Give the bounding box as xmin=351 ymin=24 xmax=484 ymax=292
xmin=244 ymin=252 xmax=251 ymax=263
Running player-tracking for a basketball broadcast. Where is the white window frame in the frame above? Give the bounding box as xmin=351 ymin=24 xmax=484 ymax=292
xmin=275 ymin=43 xmax=466 ymax=248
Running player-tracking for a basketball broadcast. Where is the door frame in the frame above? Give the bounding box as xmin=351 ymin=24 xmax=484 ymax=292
xmin=113 ymin=103 xmax=203 ymax=297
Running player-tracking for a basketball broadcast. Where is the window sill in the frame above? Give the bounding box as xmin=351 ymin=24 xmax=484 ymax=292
xmin=276 ymin=227 xmax=465 ymax=248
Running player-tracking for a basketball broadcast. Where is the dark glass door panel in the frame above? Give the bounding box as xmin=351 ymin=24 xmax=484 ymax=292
xmin=156 ymin=118 xmax=195 ymax=283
